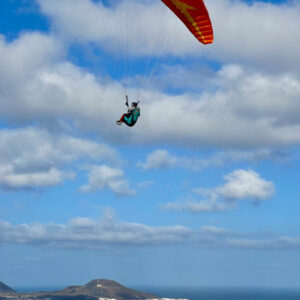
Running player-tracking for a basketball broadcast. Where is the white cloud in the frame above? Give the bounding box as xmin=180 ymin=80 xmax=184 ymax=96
xmin=2 ymin=32 xmax=300 ymax=150
xmin=134 ymin=66 xmax=300 ymax=148
xmin=0 ymin=212 xmax=192 ymax=248
xmin=209 ymin=0 xmax=300 ymax=71
xmin=215 ymin=169 xmax=275 ymax=202
xmin=0 ymin=127 xmax=119 ymax=190
xmin=1 ymin=213 xmax=300 ymax=250
xmin=79 ymin=165 xmax=135 ymax=196
xmin=37 ymin=0 xmax=300 ymax=71
xmin=166 ymin=169 xmax=274 ymax=213
xmin=117 ymin=64 xmax=300 ymax=149
xmin=0 ymin=166 xmax=70 ymax=190
xmin=0 ymin=32 xmax=62 ymax=80
xmin=38 ymin=0 xmax=198 ymax=57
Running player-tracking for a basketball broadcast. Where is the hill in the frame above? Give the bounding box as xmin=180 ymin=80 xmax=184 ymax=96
xmin=0 ymin=279 xmax=157 ymax=300
xmin=0 ymin=282 xmax=16 ymax=294
xmin=51 ymin=279 xmax=157 ymax=299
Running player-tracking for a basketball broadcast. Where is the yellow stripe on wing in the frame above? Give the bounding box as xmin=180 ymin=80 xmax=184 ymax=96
xmin=170 ymin=0 xmax=205 ymax=42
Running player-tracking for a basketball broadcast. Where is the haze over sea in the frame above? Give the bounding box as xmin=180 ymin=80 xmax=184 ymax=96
xmin=141 ymin=287 xmax=300 ymax=300
xmin=14 ymin=286 xmax=300 ymax=300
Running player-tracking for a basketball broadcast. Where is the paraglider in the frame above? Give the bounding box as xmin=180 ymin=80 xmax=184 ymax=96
xmin=116 ymin=95 xmax=140 ymax=127
xmin=161 ymin=0 xmax=214 ymax=45
xmin=116 ymin=0 xmax=213 ymax=127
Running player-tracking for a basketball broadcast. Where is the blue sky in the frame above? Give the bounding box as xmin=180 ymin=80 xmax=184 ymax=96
xmin=1 ymin=0 xmax=300 ymax=290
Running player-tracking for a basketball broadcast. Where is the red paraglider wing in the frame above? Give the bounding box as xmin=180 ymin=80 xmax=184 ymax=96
xmin=161 ymin=0 xmax=213 ymax=45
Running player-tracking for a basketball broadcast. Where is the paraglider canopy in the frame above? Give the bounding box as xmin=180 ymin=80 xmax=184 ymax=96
xmin=161 ymin=0 xmax=213 ymax=45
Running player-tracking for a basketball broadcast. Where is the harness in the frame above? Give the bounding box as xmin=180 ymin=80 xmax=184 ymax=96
xmin=124 ymin=107 xmax=140 ymax=127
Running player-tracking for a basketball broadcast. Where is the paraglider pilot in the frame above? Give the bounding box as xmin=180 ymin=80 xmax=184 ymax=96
xmin=116 ymin=94 xmax=140 ymax=127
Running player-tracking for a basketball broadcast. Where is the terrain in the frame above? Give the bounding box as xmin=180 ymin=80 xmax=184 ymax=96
xmin=0 ymin=279 xmax=157 ymax=300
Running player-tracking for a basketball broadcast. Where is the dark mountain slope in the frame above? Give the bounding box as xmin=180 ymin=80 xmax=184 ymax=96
xmin=55 ymin=279 xmax=156 ymax=299
xmin=0 ymin=282 xmax=16 ymax=294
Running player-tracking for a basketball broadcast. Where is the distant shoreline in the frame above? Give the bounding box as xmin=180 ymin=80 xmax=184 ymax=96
xmin=10 ymin=286 xmax=300 ymax=294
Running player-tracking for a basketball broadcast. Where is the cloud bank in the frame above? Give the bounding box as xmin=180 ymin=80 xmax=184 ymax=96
xmin=138 ymin=148 xmax=289 ymax=171
xmin=0 ymin=212 xmax=192 ymax=248
xmin=0 ymin=212 xmax=299 ymax=250
xmin=1 ymin=31 xmax=300 ymax=149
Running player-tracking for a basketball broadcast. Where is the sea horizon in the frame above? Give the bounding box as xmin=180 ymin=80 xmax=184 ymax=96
xmin=12 ymin=285 xmax=300 ymax=300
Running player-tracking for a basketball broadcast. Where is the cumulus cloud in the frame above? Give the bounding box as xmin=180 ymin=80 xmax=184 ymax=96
xmin=0 ymin=127 xmax=119 ymax=190
xmin=0 ymin=33 xmax=126 ymax=143
xmin=2 ymin=31 xmax=300 ymax=149
xmin=38 ymin=0 xmax=198 ymax=57
xmin=0 ymin=32 xmax=62 ymax=79
xmin=166 ymin=169 xmax=274 ymax=213
xmin=134 ymin=65 xmax=300 ymax=148
xmin=214 ymin=169 xmax=275 ymax=202
xmin=37 ymin=0 xmax=300 ymax=71
xmin=79 ymin=165 xmax=135 ymax=196
xmin=0 ymin=166 xmax=70 ymax=190
xmin=210 ymin=0 xmax=300 ymax=71
xmin=0 ymin=33 xmax=64 ymax=123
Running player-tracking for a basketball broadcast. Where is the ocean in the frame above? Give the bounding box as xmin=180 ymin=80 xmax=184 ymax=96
xmin=15 ymin=286 xmax=300 ymax=300
xmin=136 ymin=287 xmax=300 ymax=300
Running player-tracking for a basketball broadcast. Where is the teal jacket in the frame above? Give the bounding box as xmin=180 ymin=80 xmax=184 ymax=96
xmin=124 ymin=107 xmax=140 ymax=127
